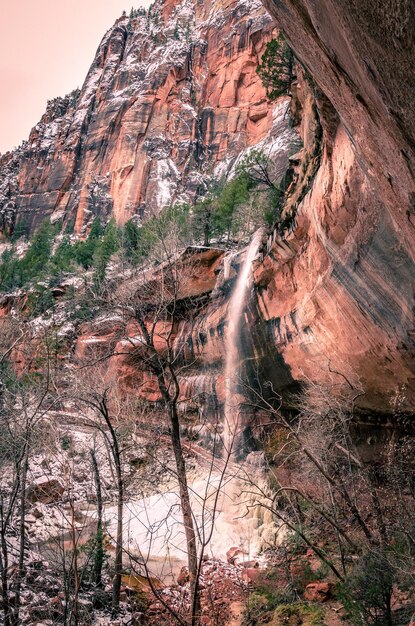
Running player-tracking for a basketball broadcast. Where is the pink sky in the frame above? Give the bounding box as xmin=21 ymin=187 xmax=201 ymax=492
xmin=0 ymin=0 xmax=151 ymax=154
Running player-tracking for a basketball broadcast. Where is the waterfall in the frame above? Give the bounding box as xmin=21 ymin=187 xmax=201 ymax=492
xmin=223 ymin=228 xmax=264 ymax=458
xmin=220 ymin=228 xmax=285 ymax=561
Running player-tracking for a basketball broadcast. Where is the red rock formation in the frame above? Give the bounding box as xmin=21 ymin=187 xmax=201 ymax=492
xmin=1 ymin=0 xmax=292 ymax=236
xmin=304 ymin=582 xmax=333 ymax=603
xmin=4 ymin=0 xmax=415 ymax=422
xmin=252 ymin=0 xmax=415 ymax=414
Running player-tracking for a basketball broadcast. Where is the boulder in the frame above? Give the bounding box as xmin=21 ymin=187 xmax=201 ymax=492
xmin=177 ymin=566 xmax=189 ymax=586
xmin=242 ymin=568 xmax=261 ymax=584
xmin=28 ymin=596 xmax=63 ymax=620
xmin=241 ymin=560 xmax=259 ymax=569
xmin=27 ymin=476 xmax=64 ymax=504
xmin=304 ymin=581 xmax=333 ymax=603
xmin=226 ymin=546 xmax=248 ymax=565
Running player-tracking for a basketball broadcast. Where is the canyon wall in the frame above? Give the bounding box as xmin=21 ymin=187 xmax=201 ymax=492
xmin=253 ymin=0 xmax=415 ymax=414
xmin=0 ymin=0 xmax=293 ymax=236
xmin=3 ymin=0 xmax=415 ymax=422
xmin=75 ymin=32 xmax=415 ymax=420
xmin=81 ymin=0 xmax=415 ymax=418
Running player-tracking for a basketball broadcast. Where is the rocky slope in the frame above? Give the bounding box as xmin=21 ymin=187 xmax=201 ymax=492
xmin=0 ymin=0 xmax=293 ymax=237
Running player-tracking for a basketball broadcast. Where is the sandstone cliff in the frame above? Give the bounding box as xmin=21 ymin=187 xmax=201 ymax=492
xmin=0 ymin=0 xmax=291 ymax=237
xmin=73 ymin=49 xmax=415 ymax=424
xmin=253 ymin=0 xmax=415 ymax=415
xmin=3 ymin=0 xmax=415 ymax=423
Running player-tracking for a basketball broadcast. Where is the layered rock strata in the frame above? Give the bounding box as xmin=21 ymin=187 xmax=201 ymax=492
xmin=0 ymin=0 xmax=291 ymax=236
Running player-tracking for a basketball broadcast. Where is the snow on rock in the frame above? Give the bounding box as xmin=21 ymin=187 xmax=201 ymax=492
xmin=0 ymin=0 xmax=295 ymax=236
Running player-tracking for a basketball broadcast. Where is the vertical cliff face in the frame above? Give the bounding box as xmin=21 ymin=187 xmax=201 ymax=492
xmin=0 ymin=0 xmax=293 ymax=236
xmin=240 ymin=0 xmax=415 ymax=414
xmin=261 ymin=0 xmax=415 ymax=223
xmin=90 ymin=0 xmax=415 ymax=417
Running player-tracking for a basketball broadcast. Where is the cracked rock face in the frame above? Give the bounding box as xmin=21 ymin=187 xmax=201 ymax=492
xmin=1 ymin=0 xmax=286 ymax=236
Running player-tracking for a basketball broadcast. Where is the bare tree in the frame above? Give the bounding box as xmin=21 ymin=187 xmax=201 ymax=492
xmin=236 ymin=149 xmax=279 ymax=192
xmin=60 ymin=382 xmax=126 ymax=612
xmin=0 ymin=323 xmax=56 ymax=626
xmin=72 ymin=219 xmax=235 ymax=624
xmin=90 ymin=447 xmax=104 ymax=591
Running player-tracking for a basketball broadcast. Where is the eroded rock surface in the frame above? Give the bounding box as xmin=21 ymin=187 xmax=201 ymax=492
xmin=3 ymin=0 xmax=415 ymax=422
xmin=0 ymin=0 xmax=289 ymax=236
xmin=253 ymin=0 xmax=415 ymax=414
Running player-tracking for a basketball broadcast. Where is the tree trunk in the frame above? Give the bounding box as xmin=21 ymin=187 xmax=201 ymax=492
xmin=90 ymin=450 xmax=104 ymax=590
xmin=108 ymin=435 xmax=123 ymax=611
xmin=0 ymin=525 xmax=11 ymax=626
xmin=112 ymin=463 xmax=123 ymax=611
xmin=134 ymin=311 xmax=201 ymax=623
xmin=12 ymin=446 xmax=29 ymax=626
xmin=169 ymin=402 xmax=200 ymax=624
xmin=203 ymin=216 xmax=210 ymax=247
xmin=98 ymin=397 xmax=124 ymax=611
xmin=69 ymin=497 xmax=79 ymax=626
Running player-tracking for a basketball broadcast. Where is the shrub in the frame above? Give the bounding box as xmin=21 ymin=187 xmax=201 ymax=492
xmin=250 ymin=566 xmax=296 ymax=610
xmin=338 ymin=551 xmax=394 ymax=626
xmin=244 ymin=593 xmax=270 ymax=623
xmin=271 ymin=603 xmax=326 ymax=626
xmin=78 ymin=533 xmax=110 ymax=582
xmin=68 ymin=296 xmax=99 ymax=323
xmin=26 ymin=286 xmax=55 ymax=317
xmin=60 ymin=435 xmax=72 ymax=451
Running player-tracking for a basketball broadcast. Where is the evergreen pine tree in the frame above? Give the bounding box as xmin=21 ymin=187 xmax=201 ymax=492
xmin=185 ymin=23 xmax=191 ymax=42
xmin=21 ymin=220 xmax=56 ymax=281
xmin=123 ymin=220 xmax=141 ymax=263
xmin=213 ymin=175 xmax=250 ymax=241
xmin=256 ymin=34 xmax=295 ymax=100
xmin=193 ymin=197 xmax=215 ymax=246
xmin=52 ymin=235 xmax=73 ymax=272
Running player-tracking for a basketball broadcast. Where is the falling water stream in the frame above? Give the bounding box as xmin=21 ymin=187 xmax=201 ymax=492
xmin=223 ymin=228 xmax=265 ymax=458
